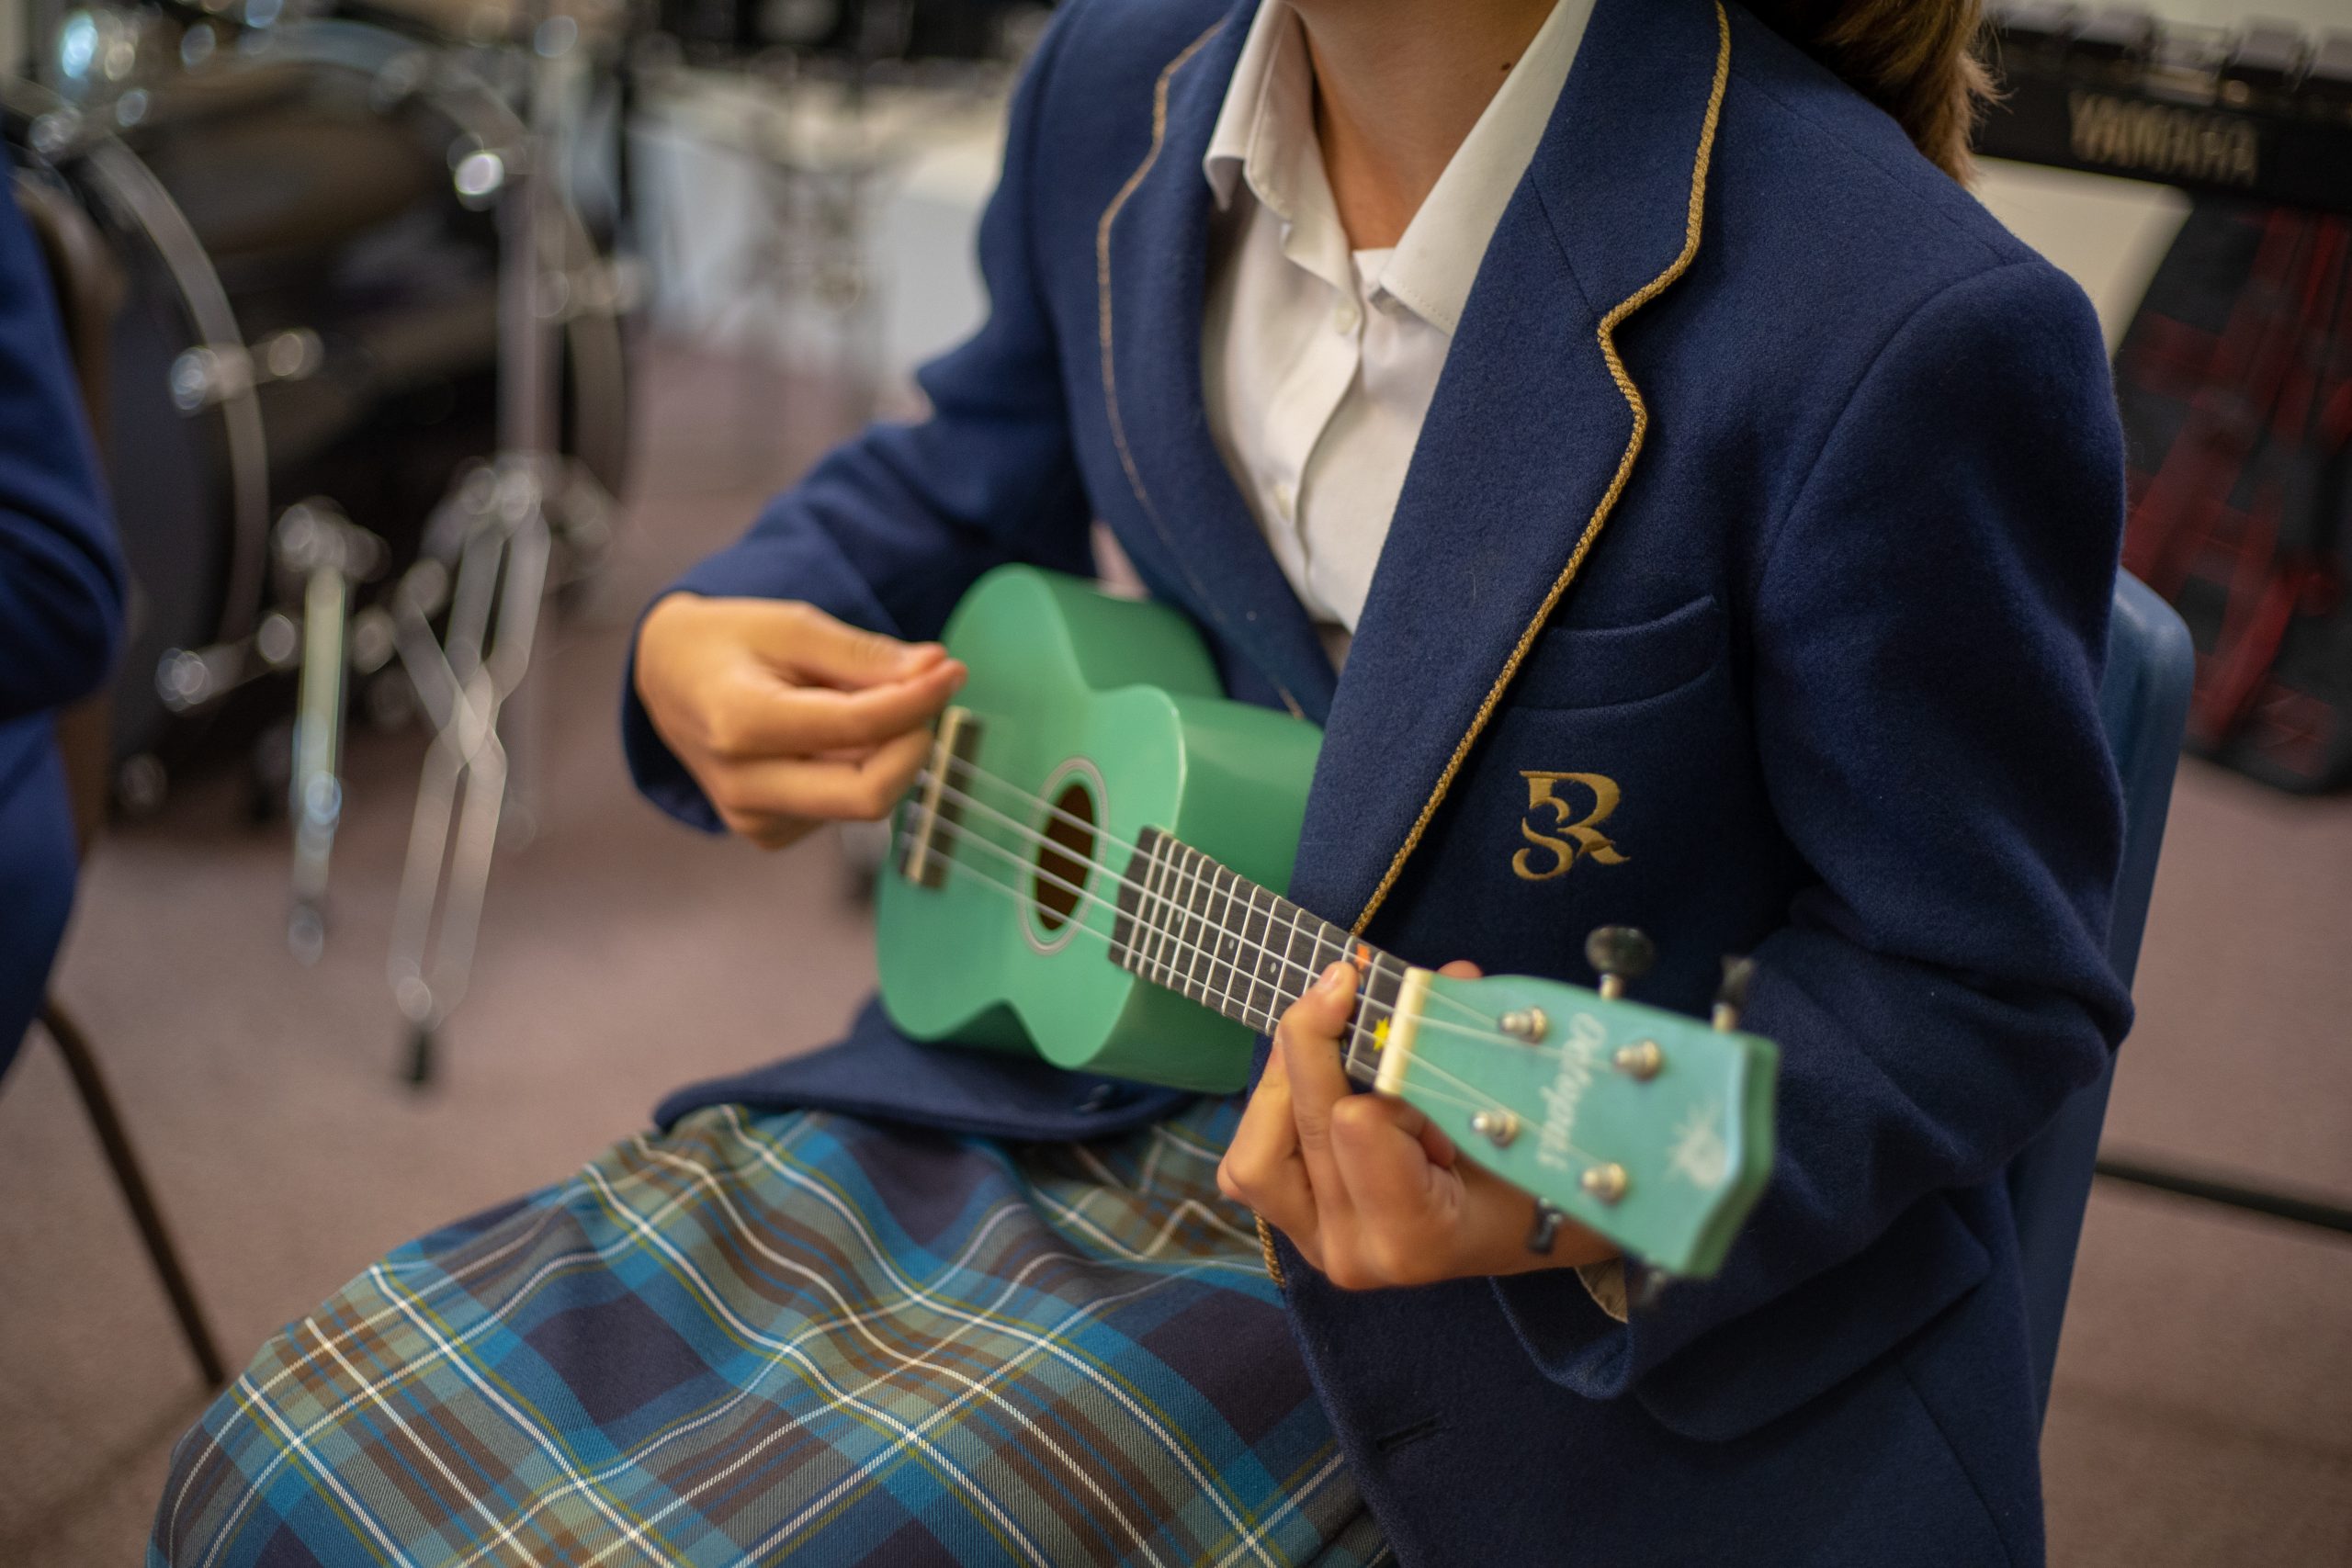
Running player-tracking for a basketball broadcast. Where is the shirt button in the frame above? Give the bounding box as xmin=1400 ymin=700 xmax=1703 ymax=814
xmin=1273 ymin=481 xmax=1296 ymax=519
xmin=1334 ymin=301 xmax=1360 ymax=333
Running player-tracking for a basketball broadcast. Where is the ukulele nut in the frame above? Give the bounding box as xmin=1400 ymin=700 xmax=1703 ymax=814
xmin=1471 ymin=1110 xmax=1521 ymax=1147
xmin=1581 ymin=1163 xmax=1631 ymax=1204
xmin=1498 ymin=1008 xmax=1549 ymax=1043
xmin=1612 ymin=1039 xmax=1664 ymax=1079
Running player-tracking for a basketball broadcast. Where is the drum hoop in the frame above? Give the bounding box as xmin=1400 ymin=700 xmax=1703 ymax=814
xmin=278 ymin=19 xmax=525 ymax=155
xmin=8 ymin=32 xmax=632 ymax=637
xmin=272 ymin=22 xmax=630 ymax=492
xmin=82 ymin=140 xmax=274 ymax=650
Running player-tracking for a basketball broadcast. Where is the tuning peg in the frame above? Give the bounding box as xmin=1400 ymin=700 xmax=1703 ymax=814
xmin=1584 ymin=926 xmax=1655 ymax=1000
xmin=1713 ymin=957 xmax=1757 ymax=1032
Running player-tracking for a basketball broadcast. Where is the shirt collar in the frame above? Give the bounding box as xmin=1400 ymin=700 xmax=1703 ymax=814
xmin=1203 ymin=0 xmax=1317 ymax=220
xmin=1201 ymin=0 xmax=1591 ymax=336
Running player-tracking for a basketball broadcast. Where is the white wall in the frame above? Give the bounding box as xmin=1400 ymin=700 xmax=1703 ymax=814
xmin=1973 ymin=162 xmax=2191 ymax=351
xmin=632 ymin=0 xmax=2349 ymax=395
xmin=630 ymin=73 xmax=1007 ymax=400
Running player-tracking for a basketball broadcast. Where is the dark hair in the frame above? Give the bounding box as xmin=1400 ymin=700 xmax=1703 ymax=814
xmin=1744 ymin=0 xmax=1994 ymax=182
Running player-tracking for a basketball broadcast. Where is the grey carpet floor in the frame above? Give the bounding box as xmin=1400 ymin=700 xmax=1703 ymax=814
xmin=2 ymin=344 xmax=2346 ymax=1565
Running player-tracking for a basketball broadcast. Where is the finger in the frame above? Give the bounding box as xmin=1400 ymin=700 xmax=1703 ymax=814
xmin=732 ymin=599 xmax=950 ymax=691
xmin=1219 ymin=1050 xmax=1317 ymax=1247
xmin=1328 ymin=1094 xmax=1459 ymax=1285
xmin=1278 ymin=962 xmax=1361 ymax=1224
xmin=1435 ymin=960 xmax=1482 ymax=978
xmin=708 ymin=727 xmax=935 ymax=826
xmin=707 ymin=659 xmax=966 ymax=760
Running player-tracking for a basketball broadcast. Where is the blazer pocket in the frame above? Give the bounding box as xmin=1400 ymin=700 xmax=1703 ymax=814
xmin=1509 ymin=593 xmax=1725 ymax=711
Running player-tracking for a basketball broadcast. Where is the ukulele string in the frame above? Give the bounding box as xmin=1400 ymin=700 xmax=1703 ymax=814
xmin=884 ymin=818 xmax=1599 ymax=1146
xmin=902 ymin=784 xmax=1509 ymax=1046
xmin=898 ymin=800 xmax=1358 ymax=1037
xmin=902 ymin=789 xmax=1566 ymax=1055
xmin=898 ymin=802 xmax=1585 ymax=1065
xmin=911 ymin=761 xmax=1504 ymax=1036
xmin=921 ymin=751 xmax=1511 ymax=1036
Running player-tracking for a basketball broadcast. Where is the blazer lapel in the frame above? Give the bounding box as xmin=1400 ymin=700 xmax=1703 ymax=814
xmin=1095 ymin=0 xmax=1340 ymax=723
xmin=1290 ymin=0 xmax=1736 ymax=934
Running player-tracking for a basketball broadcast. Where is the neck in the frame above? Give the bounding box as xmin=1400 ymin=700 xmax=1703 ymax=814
xmin=1289 ymin=0 xmax=1558 ymax=248
xmin=1108 ymin=829 xmax=1411 ymax=1082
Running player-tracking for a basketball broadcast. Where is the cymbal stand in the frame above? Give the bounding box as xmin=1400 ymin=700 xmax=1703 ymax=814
xmin=279 ymin=499 xmax=386 ymax=964
xmin=387 ymin=14 xmax=583 ymax=1084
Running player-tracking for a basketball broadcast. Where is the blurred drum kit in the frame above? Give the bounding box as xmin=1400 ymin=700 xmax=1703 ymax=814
xmin=4 ymin=0 xmax=1039 ymax=1074
xmin=6 ymin=0 xmax=634 ymax=798
xmin=6 ymin=0 xmax=638 ymax=1072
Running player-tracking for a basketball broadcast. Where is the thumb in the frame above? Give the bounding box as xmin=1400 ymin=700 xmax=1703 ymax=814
xmin=758 ymin=603 xmax=947 ymax=691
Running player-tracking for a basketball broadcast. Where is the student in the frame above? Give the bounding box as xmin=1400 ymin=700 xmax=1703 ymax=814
xmin=0 ymin=166 xmax=123 ymax=1080
xmin=155 ymin=1 xmax=2131 ymax=1563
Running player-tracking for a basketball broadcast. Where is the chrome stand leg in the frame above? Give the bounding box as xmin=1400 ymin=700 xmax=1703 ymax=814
xmin=387 ymin=462 xmax=552 ymax=1082
xmin=385 ymin=14 xmax=594 ymax=1083
xmin=278 ymin=502 xmax=383 ymax=965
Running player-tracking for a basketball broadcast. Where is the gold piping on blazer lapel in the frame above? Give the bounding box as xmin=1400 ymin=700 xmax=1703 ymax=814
xmin=1092 ymin=20 xmax=1310 ymax=718
xmin=1347 ymin=0 xmax=1733 ymax=937
xmin=1095 ymin=17 xmax=1223 ymax=521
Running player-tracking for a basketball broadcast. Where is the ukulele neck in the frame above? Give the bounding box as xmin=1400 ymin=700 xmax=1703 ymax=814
xmin=1105 ymin=828 xmax=1413 ymax=1085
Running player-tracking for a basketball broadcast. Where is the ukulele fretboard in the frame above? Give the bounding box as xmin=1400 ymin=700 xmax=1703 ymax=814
xmin=1107 ymin=828 xmax=1411 ymax=1083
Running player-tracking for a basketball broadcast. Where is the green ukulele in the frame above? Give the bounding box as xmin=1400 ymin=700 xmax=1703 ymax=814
xmin=876 ymin=567 xmax=1777 ymax=1280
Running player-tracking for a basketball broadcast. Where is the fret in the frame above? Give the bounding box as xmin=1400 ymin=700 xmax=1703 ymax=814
xmin=1240 ymin=885 xmax=1274 ymax=1026
xmin=1109 ymin=828 xmax=1155 ymax=970
xmin=1267 ymin=898 xmax=1304 ymax=1003
xmin=1137 ymin=830 xmax=1172 ymax=989
xmin=1146 ymin=840 xmax=1178 ymax=994
xmin=1347 ymin=949 xmax=1384 ymax=1074
xmin=1345 ymin=951 xmax=1408 ymax=1084
xmin=1104 ymin=832 xmax=1408 ymax=1053
xmin=1154 ymin=842 xmax=1184 ymax=998
xmin=1204 ymin=865 xmax=1238 ymax=1016
xmin=1180 ymin=846 xmax=1215 ymax=1005
xmin=1148 ymin=841 xmax=1176 ymax=987
xmin=1311 ymin=925 xmax=1346 ymax=997
xmin=1224 ymin=874 xmax=1258 ymax=1021
xmin=1346 ymin=966 xmax=1374 ymax=1070
xmin=1285 ymin=907 xmax=1323 ymax=1016
xmin=1158 ymin=840 xmax=1189 ymax=996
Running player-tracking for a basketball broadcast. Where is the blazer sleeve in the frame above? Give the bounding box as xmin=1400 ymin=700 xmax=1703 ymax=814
xmin=0 ymin=169 xmax=123 ymax=723
xmin=622 ymin=15 xmax=1098 ymax=831
xmin=1493 ymin=259 xmax=2135 ymax=1421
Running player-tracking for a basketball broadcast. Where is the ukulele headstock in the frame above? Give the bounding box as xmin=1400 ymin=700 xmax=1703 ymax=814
xmin=1373 ymin=931 xmax=1777 ymax=1280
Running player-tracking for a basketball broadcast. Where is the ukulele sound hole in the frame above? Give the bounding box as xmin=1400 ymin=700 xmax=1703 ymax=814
xmin=1032 ymin=779 xmax=1096 ymax=934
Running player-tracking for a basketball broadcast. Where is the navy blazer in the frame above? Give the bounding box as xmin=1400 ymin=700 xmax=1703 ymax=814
xmin=628 ymin=1 xmax=2132 ymax=1562
xmin=0 ymin=163 xmax=123 ymax=1076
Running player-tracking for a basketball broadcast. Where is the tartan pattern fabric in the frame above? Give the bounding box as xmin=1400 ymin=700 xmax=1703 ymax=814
xmin=152 ymin=1100 xmax=1382 ymax=1567
xmin=2115 ymin=197 xmax=2352 ymax=791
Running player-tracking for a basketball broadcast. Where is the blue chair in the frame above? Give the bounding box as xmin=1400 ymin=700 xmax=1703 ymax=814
xmin=2008 ymin=570 xmax=2195 ymax=1422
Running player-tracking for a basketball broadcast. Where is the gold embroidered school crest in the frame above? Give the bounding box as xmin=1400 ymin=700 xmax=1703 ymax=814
xmin=1512 ymin=771 xmax=1630 ymax=880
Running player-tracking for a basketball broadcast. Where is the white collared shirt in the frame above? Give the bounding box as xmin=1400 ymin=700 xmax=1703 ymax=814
xmin=1201 ymin=0 xmax=1589 ymax=644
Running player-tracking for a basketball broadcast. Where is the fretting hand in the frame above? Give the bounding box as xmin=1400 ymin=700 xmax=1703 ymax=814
xmin=1220 ymin=960 xmax=1620 ymax=1289
xmin=634 ymin=594 xmax=967 ymax=849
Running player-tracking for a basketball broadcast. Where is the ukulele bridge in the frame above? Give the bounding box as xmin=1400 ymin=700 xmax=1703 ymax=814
xmin=899 ymin=706 xmax=982 ymax=889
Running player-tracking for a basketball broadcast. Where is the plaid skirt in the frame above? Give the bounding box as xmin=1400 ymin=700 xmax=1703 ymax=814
xmin=150 ymin=1098 xmax=1382 ymax=1567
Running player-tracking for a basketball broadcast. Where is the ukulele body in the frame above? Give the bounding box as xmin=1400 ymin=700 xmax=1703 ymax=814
xmin=876 ymin=567 xmax=1324 ymax=1091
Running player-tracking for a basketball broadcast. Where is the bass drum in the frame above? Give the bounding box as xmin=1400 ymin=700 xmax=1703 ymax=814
xmin=5 ymin=18 xmax=629 ymax=784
